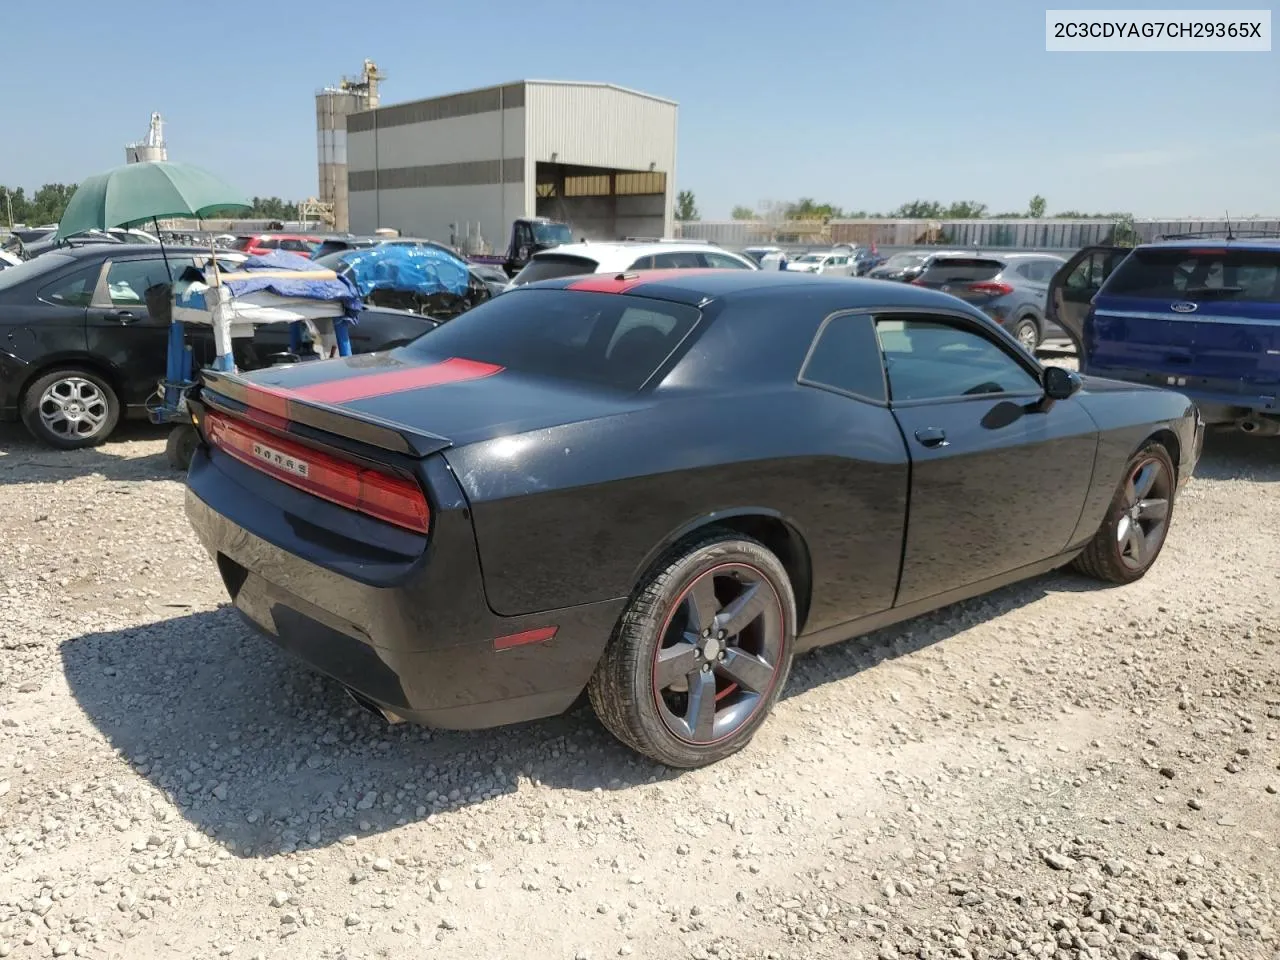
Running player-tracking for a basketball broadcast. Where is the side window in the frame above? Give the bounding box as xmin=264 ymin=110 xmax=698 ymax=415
xmin=875 ymin=316 xmax=1041 ymax=402
xmin=628 ymin=255 xmax=656 ymax=270
xmin=652 ymin=251 xmax=702 ymax=269
xmin=1015 ymin=262 xmax=1039 ymax=280
xmin=39 ymin=265 xmax=101 ymax=307
xmin=1063 ymin=255 xmax=1098 ymax=290
xmin=1038 ymin=260 xmax=1064 ymax=281
xmin=799 ymin=312 xmax=887 ymax=402
xmin=700 ymin=251 xmax=752 ymax=269
xmin=105 ymin=259 xmax=172 ymax=307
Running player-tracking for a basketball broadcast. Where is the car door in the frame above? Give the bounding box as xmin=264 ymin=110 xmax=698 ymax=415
xmin=876 ymin=311 xmax=1098 ymax=605
xmin=4 ymin=261 xmax=101 ymax=371
xmin=85 ymin=255 xmax=188 ymax=412
xmin=1046 ymin=246 xmax=1128 ymax=356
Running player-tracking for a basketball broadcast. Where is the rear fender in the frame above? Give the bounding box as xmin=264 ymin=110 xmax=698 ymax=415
xmin=629 ymin=507 xmax=815 ymax=631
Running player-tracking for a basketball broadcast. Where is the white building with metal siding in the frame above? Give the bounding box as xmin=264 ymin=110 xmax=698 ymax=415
xmin=346 ymin=81 xmax=678 ymax=251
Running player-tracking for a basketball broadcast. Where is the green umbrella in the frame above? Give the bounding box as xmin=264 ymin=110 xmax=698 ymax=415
xmin=55 ymin=160 xmax=251 ymax=240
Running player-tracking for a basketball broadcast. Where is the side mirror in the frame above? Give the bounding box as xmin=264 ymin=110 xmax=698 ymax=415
xmin=1042 ymin=365 xmax=1082 ymax=401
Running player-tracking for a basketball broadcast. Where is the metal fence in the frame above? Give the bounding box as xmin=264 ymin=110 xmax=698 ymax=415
xmin=676 ymin=217 xmax=1280 ymax=254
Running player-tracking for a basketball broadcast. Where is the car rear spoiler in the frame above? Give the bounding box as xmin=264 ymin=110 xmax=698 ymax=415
xmin=199 ymin=368 xmax=453 ymax=458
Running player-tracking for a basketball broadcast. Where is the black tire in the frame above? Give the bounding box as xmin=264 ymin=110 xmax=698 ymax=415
xmin=1072 ymin=441 xmax=1177 ymax=584
xmin=588 ymin=530 xmax=796 ymax=768
xmin=1012 ymin=316 xmax=1041 ymax=353
xmin=165 ymin=424 xmax=199 ymax=471
xmin=20 ymin=368 xmax=120 ymax=450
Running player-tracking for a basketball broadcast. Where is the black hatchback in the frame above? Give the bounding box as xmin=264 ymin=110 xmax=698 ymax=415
xmin=0 ymin=244 xmax=439 ymax=449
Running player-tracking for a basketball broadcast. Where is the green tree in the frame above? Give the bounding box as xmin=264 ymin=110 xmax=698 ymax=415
xmin=1 ymin=183 xmax=78 ymax=226
xmin=890 ymin=200 xmax=945 ymax=219
xmin=1027 ymin=194 xmax=1047 ymax=218
xmin=784 ymin=198 xmax=846 ymax=220
xmin=675 ymin=190 xmax=699 ymax=221
xmin=943 ymin=200 xmax=988 ymax=219
xmin=731 ymin=205 xmax=756 ymax=220
xmin=245 ymin=196 xmax=300 ymax=220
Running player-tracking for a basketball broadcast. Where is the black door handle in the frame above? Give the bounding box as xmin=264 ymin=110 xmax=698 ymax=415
xmin=109 ymin=310 xmax=138 ymax=323
xmin=914 ymin=426 xmax=949 ymax=448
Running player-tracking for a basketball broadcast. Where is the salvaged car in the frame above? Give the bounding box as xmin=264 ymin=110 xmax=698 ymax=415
xmin=183 ymin=270 xmax=1203 ymax=767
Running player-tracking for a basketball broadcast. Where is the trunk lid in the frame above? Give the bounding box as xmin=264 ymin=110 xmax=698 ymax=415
xmin=204 ymin=350 xmax=648 ymax=456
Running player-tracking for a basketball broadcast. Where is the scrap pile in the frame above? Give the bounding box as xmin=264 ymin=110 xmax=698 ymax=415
xmin=327 ymin=243 xmax=484 ymax=319
xmin=171 ymin=250 xmax=363 ymax=369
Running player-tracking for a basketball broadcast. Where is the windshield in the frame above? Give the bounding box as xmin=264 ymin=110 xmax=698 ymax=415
xmin=403 ymin=288 xmax=702 ymax=392
xmin=532 ymin=222 xmax=573 ymax=245
xmin=0 ymin=252 xmax=76 ymax=292
xmin=1103 ymin=247 xmax=1280 ymax=303
xmin=795 ymin=254 xmax=826 ymax=264
xmin=883 ymin=254 xmax=925 ymax=269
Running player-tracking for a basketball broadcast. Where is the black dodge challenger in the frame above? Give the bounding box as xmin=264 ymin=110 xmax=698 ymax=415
xmin=184 ymin=270 xmax=1204 ymax=768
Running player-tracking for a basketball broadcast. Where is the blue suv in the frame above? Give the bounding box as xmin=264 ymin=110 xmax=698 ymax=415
xmin=1049 ymin=238 xmax=1280 ymax=437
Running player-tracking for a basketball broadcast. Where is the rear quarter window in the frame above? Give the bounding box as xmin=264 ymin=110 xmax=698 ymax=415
xmin=512 ymin=254 xmax=600 ymax=285
xmin=403 ymin=289 xmax=701 ymax=392
xmin=1103 ymin=247 xmax=1280 ymax=302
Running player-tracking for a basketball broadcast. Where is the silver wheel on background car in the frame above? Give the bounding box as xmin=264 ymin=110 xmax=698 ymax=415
xmin=38 ymin=376 xmax=111 ymax=441
xmin=1014 ymin=319 xmax=1040 ymax=352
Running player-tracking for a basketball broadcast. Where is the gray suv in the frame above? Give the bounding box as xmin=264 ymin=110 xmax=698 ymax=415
xmin=909 ymin=252 xmax=1065 ymax=351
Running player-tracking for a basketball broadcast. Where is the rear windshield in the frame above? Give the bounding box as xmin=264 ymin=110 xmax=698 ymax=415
xmin=917 ymin=257 xmax=1005 ymax=284
xmin=511 ymin=254 xmax=600 ymax=285
xmin=1103 ymin=247 xmax=1280 ymax=302
xmin=882 ymin=254 xmax=925 ymax=269
xmin=403 ymin=288 xmax=701 ymax=392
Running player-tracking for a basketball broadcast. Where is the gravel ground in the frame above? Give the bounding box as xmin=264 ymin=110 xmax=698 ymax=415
xmin=0 ymin=419 xmax=1277 ymax=960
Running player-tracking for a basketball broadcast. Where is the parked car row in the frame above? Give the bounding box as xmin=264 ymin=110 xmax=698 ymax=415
xmin=0 ymin=244 xmax=445 ymax=448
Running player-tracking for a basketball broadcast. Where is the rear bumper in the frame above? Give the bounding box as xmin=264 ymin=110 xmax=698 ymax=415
xmin=1083 ymin=364 xmax=1278 ymax=423
xmin=184 ymin=447 xmax=625 ymax=730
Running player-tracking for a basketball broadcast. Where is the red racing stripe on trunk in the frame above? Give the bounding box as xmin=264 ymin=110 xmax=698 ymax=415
xmin=289 ymin=357 xmax=504 ymax=404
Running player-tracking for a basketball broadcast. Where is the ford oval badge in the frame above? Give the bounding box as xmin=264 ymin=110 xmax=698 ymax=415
xmin=1171 ymin=301 xmax=1198 ymax=313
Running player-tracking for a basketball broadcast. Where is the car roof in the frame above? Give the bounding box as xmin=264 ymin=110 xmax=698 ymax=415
xmin=530 ymin=241 xmax=752 ymax=269
xmin=1138 ymin=238 xmax=1280 ymax=252
xmin=56 ymin=243 xmax=222 ymax=260
xmin=514 ymin=268 xmax=986 ymax=311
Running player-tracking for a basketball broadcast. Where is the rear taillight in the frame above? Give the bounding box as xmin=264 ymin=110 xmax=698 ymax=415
xmin=968 ymin=281 xmax=1014 ymax=296
xmin=204 ymin=411 xmax=430 ymax=534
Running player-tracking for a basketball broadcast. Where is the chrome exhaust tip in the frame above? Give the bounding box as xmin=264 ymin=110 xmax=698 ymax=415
xmin=344 ymin=688 xmax=406 ymax=725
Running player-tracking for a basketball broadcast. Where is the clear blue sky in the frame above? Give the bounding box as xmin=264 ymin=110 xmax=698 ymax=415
xmin=2 ymin=0 xmax=1276 ymax=218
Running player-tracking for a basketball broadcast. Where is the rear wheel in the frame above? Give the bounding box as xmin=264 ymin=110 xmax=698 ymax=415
xmin=588 ymin=531 xmax=796 ymax=768
xmin=1012 ymin=316 xmax=1040 ymax=352
xmin=20 ymin=368 xmax=120 ymax=449
xmin=1072 ymin=442 xmax=1176 ymax=584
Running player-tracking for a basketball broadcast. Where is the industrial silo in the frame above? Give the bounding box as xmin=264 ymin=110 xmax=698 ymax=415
xmin=316 ymin=60 xmax=382 ymax=233
xmin=125 ymin=114 xmax=167 ymax=164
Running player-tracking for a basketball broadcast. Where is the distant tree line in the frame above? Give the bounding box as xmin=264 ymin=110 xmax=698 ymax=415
xmin=1 ymin=183 xmax=300 ymax=228
xmin=723 ymin=194 xmax=1134 ymax=222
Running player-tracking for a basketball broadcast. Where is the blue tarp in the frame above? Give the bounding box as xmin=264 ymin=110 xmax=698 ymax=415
xmin=221 ymin=250 xmax=363 ymax=314
xmin=333 ymin=243 xmax=471 ymax=299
